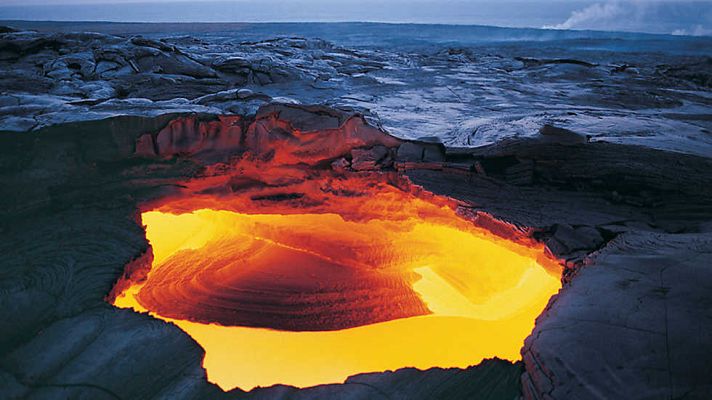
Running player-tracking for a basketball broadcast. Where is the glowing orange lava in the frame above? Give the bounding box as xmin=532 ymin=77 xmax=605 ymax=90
xmin=112 ymin=183 xmax=561 ymax=391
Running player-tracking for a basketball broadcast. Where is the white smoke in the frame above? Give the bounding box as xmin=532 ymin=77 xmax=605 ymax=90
xmin=672 ymin=24 xmax=712 ymax=36
xmin=543 ymin=1 xmax=626 ymax=30
xmin=543 ymin=0 xmax=712 ymax=36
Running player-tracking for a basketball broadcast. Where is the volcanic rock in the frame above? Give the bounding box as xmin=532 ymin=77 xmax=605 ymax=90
xmin=2 ymin=22 xmax=711 ymax=159
xmin=350 ymin=145 xmax=390 ymax=170
xmin=2 ymin=105 xmax=712 ymax=399
xmin=1 ymin=21 xmax=712 ymax=400
xmin=522 ymin=232 xmax=712 ymax=400
xmin=237 ymin=359 xmax=522 ymax=400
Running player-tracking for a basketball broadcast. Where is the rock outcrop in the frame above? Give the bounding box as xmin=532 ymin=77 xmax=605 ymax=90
xmin=237 ymin=358 xmax=522 ymax=400
xmin=522 ymin=232 xmax=712 ymax=399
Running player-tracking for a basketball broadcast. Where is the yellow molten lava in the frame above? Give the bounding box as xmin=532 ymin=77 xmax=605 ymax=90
xmin=114 ymin=207 xmax=561 ymax=390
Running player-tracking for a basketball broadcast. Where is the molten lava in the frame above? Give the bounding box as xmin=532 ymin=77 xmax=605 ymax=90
xmin=112 ymin=184 xmax=561 ymax=390
xmin=111 ymin=111 xmax=561 ymax=390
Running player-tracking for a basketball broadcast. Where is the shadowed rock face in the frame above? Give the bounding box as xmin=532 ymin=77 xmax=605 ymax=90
xmin=236 ymin=358 xmax=523 ymax=400
xmin=521 ymin=232 xmax=712 ymax=400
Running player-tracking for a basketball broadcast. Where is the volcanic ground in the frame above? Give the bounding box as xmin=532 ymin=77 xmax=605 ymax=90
xmin=1 ymin=21 xmax=712 ymax=400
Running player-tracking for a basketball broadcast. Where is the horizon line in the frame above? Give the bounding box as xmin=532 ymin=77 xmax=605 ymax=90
xmin=1 ymin=19 xmax=708 ymax=39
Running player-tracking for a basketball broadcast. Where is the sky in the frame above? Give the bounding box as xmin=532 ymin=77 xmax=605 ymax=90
xmin=0 ymin=0 xmax=711 ymax=36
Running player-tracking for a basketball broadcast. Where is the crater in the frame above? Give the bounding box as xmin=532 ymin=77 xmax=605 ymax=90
xmin=101 ymin=108 xmax=564 ymax=391
xmin=111 ymin=179 xmax=560 ymax=390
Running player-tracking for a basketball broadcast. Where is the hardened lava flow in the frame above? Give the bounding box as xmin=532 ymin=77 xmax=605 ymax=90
xmin=108 ymin=106 xmax=562 ymax=391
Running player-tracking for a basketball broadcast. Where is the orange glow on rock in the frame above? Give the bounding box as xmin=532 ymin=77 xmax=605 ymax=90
xmin=112 ymin=183 xmax=561 ymax=390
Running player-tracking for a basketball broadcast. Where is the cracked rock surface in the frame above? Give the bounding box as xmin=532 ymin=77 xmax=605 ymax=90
xmin=522 ymin=232 xmax=712 ymax=399
xmin=1 ymin=21 xmax=711 ymax=157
